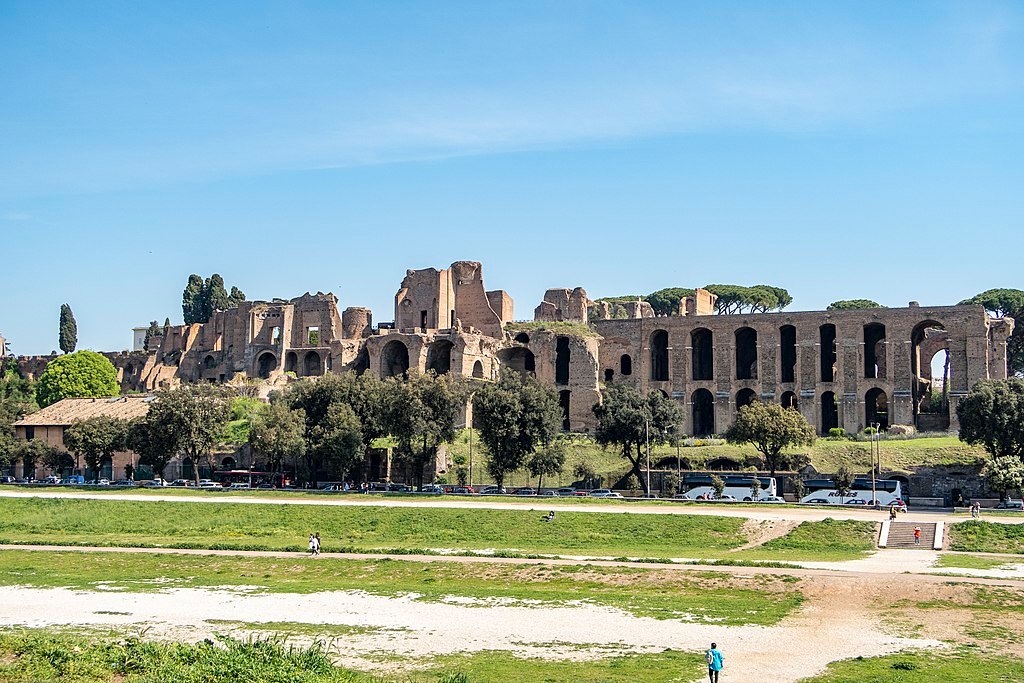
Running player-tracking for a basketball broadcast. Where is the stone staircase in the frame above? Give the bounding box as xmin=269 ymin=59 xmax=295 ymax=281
xmin=884 ymin=521 xmax=938 ymax=549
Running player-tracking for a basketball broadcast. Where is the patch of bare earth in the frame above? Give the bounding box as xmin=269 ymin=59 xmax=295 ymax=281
xmin=731 ymin=518 xmax=801 ymax=552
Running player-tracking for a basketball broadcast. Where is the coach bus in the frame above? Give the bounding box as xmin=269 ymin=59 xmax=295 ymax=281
xmin=678 ymin=474 xmax=779 ymax=501
xmin=799 ymin=478 xmax=904 ymax=506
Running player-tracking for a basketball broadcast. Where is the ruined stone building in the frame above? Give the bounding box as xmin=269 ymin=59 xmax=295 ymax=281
xmin=11 ymin=261 xmax=1014 ymax=437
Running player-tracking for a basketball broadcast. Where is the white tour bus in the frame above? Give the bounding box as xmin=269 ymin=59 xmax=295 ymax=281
xmin=799 ymin=478 xmax=904 ymax=506
xmin=678 ymin=475 xmax=778 ymax=502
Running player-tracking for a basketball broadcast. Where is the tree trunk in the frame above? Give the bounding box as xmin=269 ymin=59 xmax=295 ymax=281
xmin=635 ymin=442 xmax=649 ymax=494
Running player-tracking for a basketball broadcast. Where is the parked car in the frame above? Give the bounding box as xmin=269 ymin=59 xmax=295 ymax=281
xmin=590 ymin=489 xmax=622 ymax=499
xmin=803 ymin=498 xmax=830 ymax=504
xmin=142 ymin=479 xmax=166 ymax=488
xmin=451 ymin=486 xmax=474 ymax=495
xmin=513 ymin=487 xmax=536 ymax=496
xmin=752 ymin=495 xmax=786 ymax=503
xmin=168 ymin=479 xmax=194 ymax=488
xmin=419 ymin=484 xmax=444 ymax=494
xmin=540 ymin=490 xmax=558 ymax=497
xmin=227 ymin=482 xmax=251 ymax=490
xmin=198 ymin=480 xmax=223 ymax=489
xmin=44 ymin=476 xmax=61 ymax=485
xmin=556 ymin=487 xmax=576 ymax=497
xmin=387 ymin=483 xmax=412 ymax=492
xmin=481 ymin=485 xmax=506 ymax=495
xmin=111 ymin=479 xmax=135 ymax=487
xmin=995 ymin=498 xmax=1024 ymax=510
xmin=844 ymin=499 xmax=869 ymax=506
xmin=93 ymin=478 xmax=111 ymax=486
xmin=0 ymin=475 xmax=15 ymax=484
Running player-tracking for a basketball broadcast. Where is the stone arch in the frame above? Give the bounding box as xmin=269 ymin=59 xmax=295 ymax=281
xmin=381 ymin=339 xmax=410 ymax=378
xmin=735 ymin=327 xmax=757 ymax=380
xmin=650 ymin=329 xmax=669 ymax=381
xmin=821 ymin=391 xmax=839 ymax=433
xmin=620 ymin=354 xmax=632 ymax=376
xmin=864 ymin=323 xmax=886 ymax=379
xmin=472 ymin=360 xmax=484 ymax=378
xmin=779 ymin=325 xmax=796 ymax=383
xmin=204 ymin=354 xmax=218 ymax=370
xmin=426 ymin=340 xmax=454 ymax=375
xmin=866 ymin=387 xmax=889 ymax=430
xmin=221 ymin=456 xmax=236 ymax=469
xmin=820 ymin=324 xmax=837 ymax=382
xmin=303 ymin=350 xmax=323 ymax=377
xmin=555 ymin=336 xmax=571 ymax=385
xmin=691 ymin=388 xmax=715 ymax=436
xmin=255 ymin=352 xmax=278 ymax=379
xmin=736 ymin=387 xmax=757 ymax=411
xmin=284 ymin=352 xmax=297 ymax=374
xmin=707 ymin=457 xmax=741 ymax=471
xmin=911 ymin=320 xmax=950 ymax=429
xmin=497 ymin=347 xmax=535 ymax=375
xmin=513 ymin=332 xmax=530 ymax=344
xmin=781 ymin=390 xmax=798 ymax=410
xmin=691 ymin=328 xmax=713 ymax=381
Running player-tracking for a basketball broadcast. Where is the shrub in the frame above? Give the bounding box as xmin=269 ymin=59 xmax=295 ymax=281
xmin=827 ymin=428 xmax=848 ymax=440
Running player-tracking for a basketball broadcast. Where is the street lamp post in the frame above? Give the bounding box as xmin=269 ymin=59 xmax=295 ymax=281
xmin=645 ymin=418 xmax=651 ymax=497
xmin=870 ymin=422 xmax=879 ymax=507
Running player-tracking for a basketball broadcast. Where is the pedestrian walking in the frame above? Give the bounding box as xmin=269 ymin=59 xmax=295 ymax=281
xmin=314 ymin=532 xmax=321 ymax=556
xmin=889 ymin=504 xmax=897 ymax=522
xmin=308 ymin=533 xmax=317 ymax=556
xmin=914 ymin=526 xmax=922 ymax=545
xmin=971 ymin=502 xmax=980 ymax=519
xmin=705 ymin=642 xmax=724 ymax=683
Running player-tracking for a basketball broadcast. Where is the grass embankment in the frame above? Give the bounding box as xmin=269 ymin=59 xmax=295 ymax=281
xmin=738 ymin=519 xmax=878 ymax=562
xmin=0 ymin=550 xmax=804 ymax=625
xmin=948 ymin=521 xmax=1024 ymax=555
xmin=0 ymin=630 xmax=709 ymax=683
xmin=800 ymin=650 xmax=1024 ymax=682
xmin=0 ymin=497 xmax=748 ymax=558
xmin=934 ymin=553 xmax=1021 ymax=570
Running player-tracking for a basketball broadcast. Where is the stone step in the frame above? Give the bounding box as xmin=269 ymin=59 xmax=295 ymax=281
xmin=885 ymin=522 xmax=936 ymax=549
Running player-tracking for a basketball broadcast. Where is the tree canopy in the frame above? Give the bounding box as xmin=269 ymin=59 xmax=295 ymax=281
xmin=182 ymin=274 xmax=248 ymax=325
xmin=248 ymin=400 xmax=306 ymax=476
xmin=957 ymin=378 xmax=1024 ymax=462
xmin=64 ymin=415 xmax=129 ymax=479
xmin=724 ymin=401 xmax=816 ymax=476
xmin=960 ymin=288 xmax=1024 ymax=376
xmin=58 ymin=304 xmax=77 ymax=354
xmin=473 ymin=370 xmax=562 ymax=489
xmin=139 ymin=384 xmax=232 ymax=484
xmin=827 ymin=299 xmax=885 ymax=310
xmin=645 ymin=288 xmax=696 ymax=316
xmin=384 ymin=372 xmax=468 ymax=487
xmin=983 ymin=455 xmax=1024 ymax=500
xmin=36 ymin=351 xmax=119 ymax=407
xmin=703 ymin=284 xmax=792 ymax=314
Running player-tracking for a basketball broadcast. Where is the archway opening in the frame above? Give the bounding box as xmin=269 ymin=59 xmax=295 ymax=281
xmin=692 ymin=389 xmax=715 ymax=436
xmin=555 ymin=336 xmax=571 ymax=385
xmin=735 ymin=327 xmax=757 ymax=380
xmin=284 ymin=352 xmax=297 ymax=374
xmin=204 ymin=354 xmax=218 ymax=370
xmin=781 ymin=390 xmax=798 ymax=411
xmin=513 ymin=332 xmax=530 ymax=344
xmin=303 ymin=350 xmax=322 ymax=377
xmin=256 ymin=352 xmax=278 ymax=379
xmin=692 ymin=328 xmax=713 ymax=381
xmin=381 ymin=340 xmax=410 ymax=378
xmin=707 ymin=457 xmax=741 ymax=471
xmin=497 ymin=347 xmax=535 ymax=375
xmin=866 ymin=387 xmax=889 ymax=430
xmin=864 ymin=323 xmax=886 ymax=379
xmin=604 ymin=369 xmax=614 ymax=382
xmin=736 ymin=387 xmax=757 ymax=411
xmin=472 ymin=360 xmax=484 ymax=378
xmin=650 ymin=330 xmax=669 ymax=381
xmin=820 ymin=324 xmax=837 ymax=382
xmin=821 ymin=391 xmax=839 ymax=433
xmin=559 ymin=390 xmax=571 ymax=431
xmin=780 ymin=325 xmax=796 ymax=383
xmin=221 ymin=456 xmax=236 ymax=469
xmin=426 ymin=340 xmax=454 ymax=375
xmin=911 ymin=321 xmax=950 ymax=429
xmin=620 ymin=354 xmax=632 ymax=376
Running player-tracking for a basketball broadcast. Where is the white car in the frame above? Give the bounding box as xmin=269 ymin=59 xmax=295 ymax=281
xmin=198 ymin=480 xmax=222 ymax=489
xmin=227 ymin=482 xmax=251 ymax=490
xmin=589 ymin=489 xmax=623 ymax=498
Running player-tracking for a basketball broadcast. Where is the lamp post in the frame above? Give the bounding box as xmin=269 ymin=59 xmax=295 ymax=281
xmin=870 ymin=422 xmax=879 ymax=507
xmin=645 ymin=418 xmax=651 ymax=497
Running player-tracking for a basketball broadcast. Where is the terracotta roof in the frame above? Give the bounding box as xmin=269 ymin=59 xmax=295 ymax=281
xmin=15 ymin=396 xmax=153 ymax=427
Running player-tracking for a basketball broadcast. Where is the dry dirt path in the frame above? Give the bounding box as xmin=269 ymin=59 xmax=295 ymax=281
xmin=4 ymin=488 xmax=1022 ymax=526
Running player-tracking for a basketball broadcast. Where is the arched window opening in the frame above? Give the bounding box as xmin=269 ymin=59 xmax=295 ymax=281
xmin=472 ymin=360 xmax=484 ymax=378
xmin=650 ymin=330 xmax=669 ymax=381
xmin=692 ymin=389 xmax=716 ymax=436
xmin=866 ymin=388 xmax=889 ymax=430
xmin=781 ymin=390 xmax=798 ymax=411
xmin=426 ymin=340 xmax=454 ymax=375
xmin=555 ymin=337 xmax=571 ymax=385
xmin=820 ymin=324 xmax=837 ymax=382
xmin=303 ymin=351 xmax=322 ymax=377
xmin=256 ymin=352 xmax=278 ymax=379
xmin=864 ymin=323 xmax=886 ymax=379
xmin=736 ymin=388 xmax=757 ymax=411
xmin=204 ymin=355 xmax=218 ymax=370
xmin=821 ymin=391 xmax=839 ymax=433
xmin=620 ymin=354 xmax=632 ymax=376
xmin=691 ymin=328 xmax=713 ymax=381
xmin=735 ymin=327 xmax=757 ymax=380
xmin=559 ymin=390 xmax=571 ymax=431
xmin=603 ymin=369 xmax=614 ymax=382
xmin=514 ymin=332 xmax=530 ymax=344
xmin=780 ymin=325 xmax=796 ymax=383
xmin=497 ymin=347 xmax=535 ymax=375
xmin=381 ymin=340 xmax=410 ymax=378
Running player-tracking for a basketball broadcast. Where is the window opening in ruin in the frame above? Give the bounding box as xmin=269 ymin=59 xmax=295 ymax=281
xmin=271 ymin=327 xmax=281 ymax=345
xmin=604 ymin=369 xmax=613 ymax=382
xmin=865 ymin=388 xmax=889 ymax=430
xmin=911 ymin=321 xmax=950 ymax=430
xmin=820 ymin=391 xmax=839 ymax=433
xmin=555 ymin=336 xmax=571 ymax=385
xmin=285 ymin=352 xmax=297 ymax=374
xmin=620 ymin=354 xmax=632 ymax=376
xmin=25 ymin=427 xmax=34 ymax=441
xmin=204 ymin=355 xmax=217 ymax=370
xmin=864 ymin=323 xmax=886 ymax=379
xmin=256 ymin=352 xmax=277 ymax=379
xmin=650 ymin=330 xmax=669 ymax=381
xmin=304 ymin=351 xmax=322 ymax=377
xmin=820 ymin=324 xmax=837 ymax=382
xmin=498 ymin=347 xmax=535 ymax=375
xmin=559 ymin=390 xmax=571 ymax=431
xmin=514 ymin=332 xmax=530 ymax=344
xmin=353 ymin=348 xmax=370 ymax=375
xmin=780 ymin=325 xmax=796 ymax=383
xmin=381 ymin=340 xmax=410 ymax=378
xmin=707 ymin=457 xmax=741 ymax=471
xmin=691 ymin=328 xmax=713 ymax=381
xmin=307 ymin=326 xmax=319 ymax=345
xmin=736 ymin=388 xmax=757 ymax=411
xmin=221 ymin=457 xmax=236 ymax=469
xmin=426 ymin=340 xmax=454 ymax=375
xmin=735 ymin=327 xmax=757 ymax=380
xmin=450 ymin=310 xmax=456 ymax=328
xmin=692 ymin=389 xmax=715 ymax=436
xmin=420 ymin=311 xmax=428 ymax=331
xmin=781 ymin=391 xmax=798 ymax=411
xmin=472 ymin=360 xmax=484 ymax=378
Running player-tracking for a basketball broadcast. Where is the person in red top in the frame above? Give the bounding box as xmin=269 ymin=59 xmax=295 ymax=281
xmin=914 ymin=526 xmax=922 ymax=545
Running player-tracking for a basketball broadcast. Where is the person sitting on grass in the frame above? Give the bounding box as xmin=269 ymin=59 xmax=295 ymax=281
xmin=543 ymin=510 xmax=555 ymax=522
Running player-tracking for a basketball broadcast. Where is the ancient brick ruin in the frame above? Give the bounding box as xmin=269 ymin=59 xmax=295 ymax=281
xmin=13 ymin=261 xmax=1014 ymax=436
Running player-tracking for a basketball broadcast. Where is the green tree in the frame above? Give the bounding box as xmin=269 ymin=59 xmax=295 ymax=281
xmin=9 ymin=439 xmax=58 ymax=479
xmin=143 ymin=321 xmax=161 ymax=351
xmin=592 ymin=384 xmax=682 ymax=494
xmin=63 ymin=415 xmax=128 ymax=480
xmin=305 ymin=402 xmax=363 ymax=486
xmin=724 ymin=401 xmax=816 ymax=477
xmin=203 ymin=274 xmax=230 ymax=317
xmin=831 ymin=465 xmax=855 ymax=497
xmin=228 ymin=286 xmax=246 ymax=308
xmin=750 ymin=476 xmax=762 ymax=500
xmin=42 ymin=447 xmax=74 ymax=477
xmin=792 ymin=477 xmax=806 ymax=500
xmin=983 ymin=455 xmax=1024 ymax=501
xmin=473 ymin=370 xmax=562 ymax=490
xmin=644 ymin=287 xmax=695 ymax=316
xmin=527 ymin=439 xmax=567 ymax=492
xmin=126 ymin=416 xmax=177 ymax=480
xmin=58 ymin=304 xmax=77 ymax=354
xmin=710 ymin=474 xmax=725 ymax=499
xmin=957 ymin=379 xmax=1024 ymax=462
xmin=703 ymin=284 xmax=792 ymax=314
xmin=960 ymin=289 xmax=1024 ymax=376
xmin=384 ymin=373 xmax=467 ymax=488
xmin=572 ymin=457 xmax=597 ymax=490
xmin=827 ymin=299 xmax=884 ymax=310
xmin=143 ymin=384 xmax=231 ymax=485
xmin=36 ymin=350 xmax=119 ymax=407
xmin=248 ymin=401 xmax=305 ymax=477
xmin=182 ymin=274 xmax=204 ymax=325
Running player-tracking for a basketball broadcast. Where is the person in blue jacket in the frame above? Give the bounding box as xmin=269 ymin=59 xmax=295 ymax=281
xmin=706 ymin=642 xmax=724 ymax=682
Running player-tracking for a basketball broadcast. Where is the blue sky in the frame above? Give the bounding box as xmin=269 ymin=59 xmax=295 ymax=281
xmin=1 ymin=1 xmax=1022 ymax=355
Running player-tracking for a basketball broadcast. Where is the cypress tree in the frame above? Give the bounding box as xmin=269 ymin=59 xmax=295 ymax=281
xmin=206 ymin=274 xmax=229 ymax=315
xmin=163 ymin=318 xmax=171 ymax=337
xmin=228 ymin=286 xmax=246 ymax=308
xmin=58 ymin=304 xmax=77 ymax=354
xmin=182 ymin=274 xmax=203 ymax=324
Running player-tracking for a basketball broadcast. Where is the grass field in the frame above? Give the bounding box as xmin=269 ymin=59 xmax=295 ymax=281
xmin=948 ymin=520 xmax=1024 ymax=555
xmin=738 ymin=519 xmax=877 ymax=561
xmin=0 ymin=549 xmax=804 ymax=625
xmin=934 ymin=553 xmax=1020 ymax=570
xmin=799 ymin=649 xmax=1024 ymax=682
